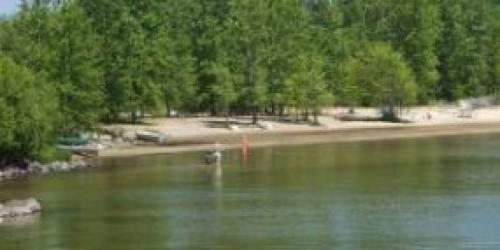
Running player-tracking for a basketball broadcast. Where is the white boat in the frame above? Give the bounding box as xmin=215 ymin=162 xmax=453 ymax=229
xmin=136 ymin=130 xmax=168 ymax=144
xmin=56 ymin=143 xmax=105 ymax=156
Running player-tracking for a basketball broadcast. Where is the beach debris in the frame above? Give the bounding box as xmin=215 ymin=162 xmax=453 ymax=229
xmin=229 ymin=125 xmax=240 ymax=132
xmin=335 ymin=113 xmax=380 ymax=122
xmin=458 ymin=96 xmax=496 ymax=109
xmin=0 ymin=198 xmax=41 ymax=219
xmin=257 ymin=121 xmax=273 ymax=130
xmin=100 ymin=127 xmax=125 ymax=139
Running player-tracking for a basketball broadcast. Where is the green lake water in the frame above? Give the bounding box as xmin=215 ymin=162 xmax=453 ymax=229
xmin=2 ymin=134 xmax=500 ymax=249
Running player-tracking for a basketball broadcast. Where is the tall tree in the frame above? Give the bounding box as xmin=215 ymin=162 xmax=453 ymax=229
xmin=344 ymin=43 xmax=417 ymax=120
xmin=228 ymin=0 xmax=272 ymax=123
xmin=210 ymin=62 xmax=238 ymax=127
xmin=394 ymin=0 xmax=441 ymax=102
xmin=0 ymin=55 xmax=58 ymax=163
xmin=50 ymin=2 xmax=103 ymax=133
xmin=285 ymin=53 xmax=332 ymax=123
xmin=3 ymin=1 xmax=103 ymax=134
xmin=437 ymin=0 xmax=493 ymax=100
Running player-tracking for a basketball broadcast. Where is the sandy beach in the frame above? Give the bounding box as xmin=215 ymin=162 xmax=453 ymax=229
xmin=98 ymin=105 xmax=500 ymax=158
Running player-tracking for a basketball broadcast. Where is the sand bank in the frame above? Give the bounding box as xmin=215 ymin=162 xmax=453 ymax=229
xmin=100 ymin=120 xmax=500 ymax=158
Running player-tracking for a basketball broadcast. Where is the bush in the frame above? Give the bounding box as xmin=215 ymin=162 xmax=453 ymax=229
xmin=0 ymin=55 xmax=58 ymax=163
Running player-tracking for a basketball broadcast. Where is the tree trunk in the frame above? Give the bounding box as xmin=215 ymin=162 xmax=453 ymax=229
xmin=295 ymin=107 xmax=300 ymax=123
xmin=225 ymin=103 xmax=230 ymax=128
xmin=252 ymin=107 xmax=258 ymax=124
xmin=210 ymin=99 xmax=217 ymax=116
xmin=278 ymin=105 xmax=285 ymax=120
xmin=313 ymin=109 xmax=319 ymax=125
xmin=140 ymin=106 xmax=145 ymax=119
xmin=166 ymin=99 xmax=171 ymax=117
xmin=382 ymin=104 xmax=397 ymax=121
xmin=131 ymin=111 xmax=138 ymax=124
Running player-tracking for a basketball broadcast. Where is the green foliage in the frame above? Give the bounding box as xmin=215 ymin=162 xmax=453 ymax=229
xmin=210 ymin=62 xmax=238 ymax=126
xmin=2 ymin=1 xmax=103 ymax=134
xmin=343 ymin=43 xmax=417 ymax=118
xmin=0 ymin=0 xmax=499 ymax=161
xmin=437 ymin=0 xmax=496 ymax=100
xmin=0 ymin=55 xmax=57 ymax=162
xmin=38 ymin=147 xmax=71 ymax=164
xmin=285 ymin=54 xmax=332 ymax=123
xmin=49 ymin=2 xmax=104 ymax=132
xmin=210 ymin=63 xmax=238 ymax=110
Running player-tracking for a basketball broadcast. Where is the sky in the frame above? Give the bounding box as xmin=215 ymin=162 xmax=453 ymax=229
xmin=0 ymin=0 xmax=19 ymax=16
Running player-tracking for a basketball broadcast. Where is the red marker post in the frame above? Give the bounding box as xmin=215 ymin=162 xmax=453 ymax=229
xmin=241 ymin=135 xmax=249 ymax=167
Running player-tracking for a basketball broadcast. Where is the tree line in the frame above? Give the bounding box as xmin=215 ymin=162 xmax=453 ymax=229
xmin=0 ymin=0 xmax=499 ymax=161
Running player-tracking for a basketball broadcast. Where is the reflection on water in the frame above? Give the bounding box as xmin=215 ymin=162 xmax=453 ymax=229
xmin=2 ymin=134 xmax=500 ymax=249
xmin=203 ymin=163 xmax=223 ymax=191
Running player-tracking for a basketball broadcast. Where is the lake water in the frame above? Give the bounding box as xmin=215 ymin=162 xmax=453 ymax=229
xmin=2 ymin=134 xmax=500 ymax=249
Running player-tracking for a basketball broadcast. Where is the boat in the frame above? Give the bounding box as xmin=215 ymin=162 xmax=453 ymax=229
xmin=135 ymin=130 xmax=168 ymax=144
xmin=56 ymin=143 xmax=104 ymax=157
xmin=56 ymin=137 xmax=104 ymax=156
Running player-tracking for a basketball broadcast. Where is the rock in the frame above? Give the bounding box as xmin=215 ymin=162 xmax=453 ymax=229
xmin=72 ymin=160 xmax=90 ymax=170
xmin=19 ymin=170 xmax=28 ymax=177
xmin=0 ymin=213 xmax=40 ymax=226
xmin=47 ymin=162 xmax=60 ymax=172
xmin=1 ymin=157 xmax=95 ymax=182
xmin=2 ymin=168 xmax=17 ymax=180
xmin=257 ymin=121 xmax=273 ymax=130
xmin=59 ymin=162 xmax=70 ymax=172
xmin=0 ymin=198 xmax=42 ymax=218
xmin=0 ymin=204 xmax=6 ymax=217
xmin=41 ymin=166 xmax=51 ymax=175
xmin=28 ymin=161 xmax=44 ymax=175
xmin=229 ymin=125 xmax=240 ymax=132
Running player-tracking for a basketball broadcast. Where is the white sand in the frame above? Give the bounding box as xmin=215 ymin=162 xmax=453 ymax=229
xmin=107 ymin=105 xmax=500 ymax=140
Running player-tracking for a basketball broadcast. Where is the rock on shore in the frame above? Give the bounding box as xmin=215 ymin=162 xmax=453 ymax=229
xmin=0 ymin=198 xmax=41 ymax=219
xmin=0 ymin=159 xmax=95 ymax=182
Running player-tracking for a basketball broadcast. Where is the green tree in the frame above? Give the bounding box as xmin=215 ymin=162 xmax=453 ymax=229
xmin=394 ymin=0 xmax=441 ymax=102
xmin=228 ymin=0 xmax=271 ymax=124
xmin=0 ymin=55 xmax=57 ymax=163
xmin=3 ymin=1 xmax=103 ymax=134
xmin=79 ymin=0 xmax=159 ymax=123
xmin=209 ymin=63 xmax=238 ymax=127
xmin=285 ymin=54 xmax=332 ymax=124
xmin=50 ymin=2 xmax=103 ymax=133
xmin=190 ymin=0 xmax=229 ymax=115
xmin=344 ymin=43 xmax=417 ymax=120
xmin=437 ymin=0 xmax=493 ymax=100
xmin=159 ymin=1 xmax=197 ymax=115
xmin=264 ymin=0 xmax=312 ymax=116
xmin=490 ymin=2 xmax=500 ymax=95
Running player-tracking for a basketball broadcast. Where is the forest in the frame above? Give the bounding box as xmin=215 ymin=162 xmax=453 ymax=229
xmin=0 ymin=0 xmax=499 ymax=162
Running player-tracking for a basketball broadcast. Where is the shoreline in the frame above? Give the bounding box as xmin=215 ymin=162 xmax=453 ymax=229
xmin=99 ymin=121 xmax=500 ymax=158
